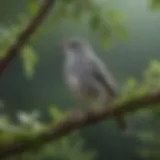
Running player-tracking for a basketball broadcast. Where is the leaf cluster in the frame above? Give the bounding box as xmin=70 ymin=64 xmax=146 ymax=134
xmin=0 ymin=106 xmax=96 ymax=160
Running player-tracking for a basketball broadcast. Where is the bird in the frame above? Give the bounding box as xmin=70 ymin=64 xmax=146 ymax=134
xmin=61 ymin=37 xmax=127 ymax=132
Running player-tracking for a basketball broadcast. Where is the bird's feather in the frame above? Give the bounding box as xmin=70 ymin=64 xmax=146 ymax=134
xmin=89 ymin=58 xmax=117 ymax=98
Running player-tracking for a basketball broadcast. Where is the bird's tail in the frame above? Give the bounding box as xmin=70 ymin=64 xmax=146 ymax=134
xmin=104 ymin=95 xmax=128 ymax=133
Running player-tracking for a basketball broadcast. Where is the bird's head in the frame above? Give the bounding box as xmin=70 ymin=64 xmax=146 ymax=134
xmin=61 ymin=38 xmax=92 ymax=56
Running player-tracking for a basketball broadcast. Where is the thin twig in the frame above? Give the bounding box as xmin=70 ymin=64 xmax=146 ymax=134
xmin=0 ymin=0 xmax=55 ymax=77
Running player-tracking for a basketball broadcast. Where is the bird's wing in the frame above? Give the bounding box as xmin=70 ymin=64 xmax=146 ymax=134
xmin=89 ymin=58 xmax=117 ymax=97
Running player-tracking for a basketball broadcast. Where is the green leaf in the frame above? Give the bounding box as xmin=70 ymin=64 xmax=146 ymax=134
xmin=49 ymin=106 xmax=64 ymax=122
xmin=150 ymin=60 xmax=160 ymax=71
xmin=102 ymin=37 xmax=112 ymax=49
xmin=28 ymin=0 xmax=40 ymax=15
xmin=114 ymin=24 xmax=129 ymax=39
xmin=106 ymin=10 xmax=127 ymax=23
xmin=143 ymin=60 xmax=160 ymax=88
xmin=52 ymin=3 xmax=69 ymax=25
xmin=137 ymin=131 xmax=157 ymax=142
xmin=100 ymin=24 xmax=112 ymax=49
xmin=72 ymin=1 xmax=84 ymax=19
xmin=151 ymin=0 xmax=160 ymax=10
xmin=127 ymin=78 xmax=137 ymax=89
xmin=21 ymin=45 xmax=39 ymax=79
xmin=90 ymin=14 xmax=100 ymax=30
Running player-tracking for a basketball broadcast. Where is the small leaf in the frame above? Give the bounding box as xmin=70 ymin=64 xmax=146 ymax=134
xmin=72 ymin=2 xmax=83 ymax=19
xmin=102 ymin=37 xmax=112 ymax=49
xmin=151 ymin=0 xmax=160 ymax=10
xmin=137 ymin=132 xmax=156 ymax=142
xmin=21 ymin=45 xmax=39 ymax=79
xmin=127 ymin=78 xmax=137 ymax=89
xmin=49 ymin=106 xmax=63 ymax=122
xmin=100 ymin=25 xmax=112 ymax=49
xmin=28 ymin=0 xmax=40 ymax=15
xmin=114 ymin=24 xmax=129 ymax=39
xmin=52 ymin=4 xmax=69 ymax=25
xmin=106 ymin=10 xmax=127 ymax=23
xmin=90 ymin=14 xmax=100 ymax=30
xmin=150 ymin=60 xmax=160 ymax=71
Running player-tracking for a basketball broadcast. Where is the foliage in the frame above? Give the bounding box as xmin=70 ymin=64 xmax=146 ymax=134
xmin=117 ymin=60 xmax=160 ymax=159
xmin=0 ymin=106 xmax=96 ymax=160
xmin=151 ymin=0 xmax=160 ymax=10
xmin=0 ymin=0 xmax=128 ymax=79
xmin=0 ymin=14 xmax=36 ymax=79
xmin=21 ymin=45 xmax=39 ymax=79
xmin=136 ymin=60 xmax=160 ymax=160
xmin=136 ymin=128 xmax=160 ymax=160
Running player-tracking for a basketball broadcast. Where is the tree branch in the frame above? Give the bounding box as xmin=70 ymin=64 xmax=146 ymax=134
xmin=0 ymin=0 xmax=55 ymax=77
xmin=0 ymin=89 xmax=160 ymax=159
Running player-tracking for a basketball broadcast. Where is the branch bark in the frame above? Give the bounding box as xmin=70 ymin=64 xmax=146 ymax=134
xmin=0 ymin=89 xmax=160 ymax=159
xmin=0 ymin=0 xmax=55 ymax=77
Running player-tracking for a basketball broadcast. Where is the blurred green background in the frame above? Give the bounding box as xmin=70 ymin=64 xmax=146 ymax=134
xmin=0 ymin=0 xmax=160 ymax=160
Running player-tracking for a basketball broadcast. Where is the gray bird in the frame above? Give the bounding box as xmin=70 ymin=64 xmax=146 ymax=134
xmin=61 ymin=37 xmax=127 ymax=132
